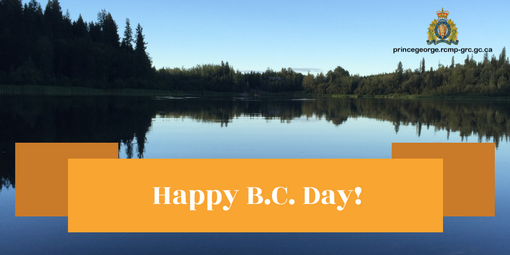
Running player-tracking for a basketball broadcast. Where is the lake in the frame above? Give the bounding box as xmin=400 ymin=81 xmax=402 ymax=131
xmin=1 ymin=96 xmax=509 ymax=254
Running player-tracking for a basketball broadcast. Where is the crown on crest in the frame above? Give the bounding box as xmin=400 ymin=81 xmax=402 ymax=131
xmin=436 ymin=8 xmax=449 ymax=19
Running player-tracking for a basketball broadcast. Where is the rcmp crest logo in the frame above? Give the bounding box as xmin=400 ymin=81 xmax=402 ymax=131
xmin=427 ymin=8 xmax=458 ymax=45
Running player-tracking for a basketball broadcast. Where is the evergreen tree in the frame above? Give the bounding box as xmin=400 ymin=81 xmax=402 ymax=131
xmin=135 ymin=23 xmax=147 ymax=53
xmin=396 ymin=61 xmax=403 ymax=85
xmin=23 ymin=0 xmax=44 ymax=40
xmin=88 ymin=21 xmax=101 ymax=42
xmin=483 ymin=52 xmax=489 ymax=64
xmin=98 ymin=11 xmax=120 ymax=48
xmin=134 ymin=23 xmax=151 ymax=78
xmin=499 ymin=47 xmax=507 ymax=67
xmin=43 ymin=0 xmax=63 ymax=39
xmin=72 ymin=14 xmax=88 ymax=39
xmin=121 ymin=18 xmax=133 ymax=50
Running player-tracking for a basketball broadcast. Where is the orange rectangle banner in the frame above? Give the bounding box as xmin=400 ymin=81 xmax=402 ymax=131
xmin=16 ymin=143 xmax=118 ymax=217
xmin=68 ymin=159 xmax=443 ymax=232
xmin=392 ymin=143 xmax=495 ymax=217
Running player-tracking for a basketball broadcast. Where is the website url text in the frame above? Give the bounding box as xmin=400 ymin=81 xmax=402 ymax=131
xmin=393 ymin=47 xmax=493 ymax=54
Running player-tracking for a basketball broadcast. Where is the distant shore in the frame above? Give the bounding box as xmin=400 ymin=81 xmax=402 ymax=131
xmin=2 ymin=84 xmax=510 ymax=101
xmin=0 ymin=84 xmax=301 ymax=97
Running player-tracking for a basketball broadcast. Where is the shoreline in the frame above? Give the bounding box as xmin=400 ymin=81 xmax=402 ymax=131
xmin=2 ymin=84 xmax=510 ymax=101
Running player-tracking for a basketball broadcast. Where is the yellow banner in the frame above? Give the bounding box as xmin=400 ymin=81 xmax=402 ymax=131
xmin=68 ymin=159 xmax=443 ymax=232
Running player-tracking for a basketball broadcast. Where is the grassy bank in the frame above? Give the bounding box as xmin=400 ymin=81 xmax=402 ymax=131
xmin=329 ymin=93 xmax=510 ymax=101
xmin=0 ymin=84 xmax=181 ymax=96
xmin=3 ymin=84 xmax=510 ymax=100
xmin=0 ymin=84 xmax=306 ymax=98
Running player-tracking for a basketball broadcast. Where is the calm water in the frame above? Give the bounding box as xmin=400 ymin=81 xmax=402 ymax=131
xmin=1 ymin=96 xmax=509 ymax=254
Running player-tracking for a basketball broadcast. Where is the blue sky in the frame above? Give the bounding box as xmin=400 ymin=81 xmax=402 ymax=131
xmin=26 ymin=0 xmax=510 ymax=76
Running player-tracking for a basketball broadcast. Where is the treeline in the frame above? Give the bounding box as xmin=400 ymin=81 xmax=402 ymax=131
xmin=1 ymin=0 xmax=510 ymax=96
xmin=302 ymin=50 xmax=510 ymax=96
xmin=155 ymin=64 xmax=303 ymax=92
xmin=0 ymin=0 xmax=304 ymax=92
xmin=0 ymin=0 xmax=152 ymax=88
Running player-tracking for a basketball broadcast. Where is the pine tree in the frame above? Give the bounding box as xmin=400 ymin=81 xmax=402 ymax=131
xmin=44 ymin=0 xmax=63 ymax=38
xmin=499 ymin=47 xmax=507 ymax=67
xmin=23 ymin=0 xmax=45 ymax=41
xmin=72 ymin=14 xmax=87 ymax=39
xmin=134 ymin=23 xmax=151 ymax=78
xmin=483 ymin=52 xmax=489 ymax=64
xmin=121 ymin=18 xmax=133 ymax=50
xmin=135 ymin=23 xmax=147 ymax=53
xmin=100 ymin=11 xmax=120 ymax=48
xmin=396 ymin=61 xmax=403 ymax=85
xmin=88 ymin=21 xmax=102 ymax=42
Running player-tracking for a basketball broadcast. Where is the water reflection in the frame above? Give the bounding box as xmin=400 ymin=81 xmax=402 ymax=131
xmin=1 ymin=96 xmax=509 ymax=189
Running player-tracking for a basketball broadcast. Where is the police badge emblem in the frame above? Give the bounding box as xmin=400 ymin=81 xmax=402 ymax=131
xmin=427 ymin=8 xmax=458 ymax=45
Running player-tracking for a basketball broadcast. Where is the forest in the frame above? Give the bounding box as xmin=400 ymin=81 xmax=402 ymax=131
xmin=1 ymin=0 xmax=510 ymax=96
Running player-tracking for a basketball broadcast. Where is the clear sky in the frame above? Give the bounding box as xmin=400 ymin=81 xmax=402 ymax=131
xmin=26 ymin=0 xmax=510 ymax=76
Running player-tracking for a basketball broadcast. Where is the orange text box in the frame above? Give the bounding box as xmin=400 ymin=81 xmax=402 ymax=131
xmin=68 ymin=159 xmax=443 ymax=232
xmin=16 ymin=143 xmax=118 ymax=217
xmin=392 ymin=143 xmax=494 ymax=217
